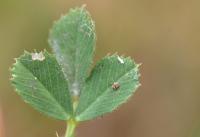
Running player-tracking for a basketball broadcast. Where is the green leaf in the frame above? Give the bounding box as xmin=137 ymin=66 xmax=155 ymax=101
xmin=75 ymin=55 xmax=140 ymax=121
xmin=11 ymin=51 xmax=73 ymax=120
xmin=48 ymin=6 xmax=96 ymax=96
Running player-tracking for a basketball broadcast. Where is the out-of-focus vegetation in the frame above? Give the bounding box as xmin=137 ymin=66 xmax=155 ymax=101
xmin=0 ymin=0 xmax=200 ymax=137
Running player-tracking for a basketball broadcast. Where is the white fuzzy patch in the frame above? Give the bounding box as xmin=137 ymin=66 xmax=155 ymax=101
xmin=31 ymin=52 xmax=45 ymax=61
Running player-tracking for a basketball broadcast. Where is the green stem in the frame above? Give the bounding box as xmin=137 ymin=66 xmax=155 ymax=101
xmin=65 ymin=119 xmax=78 ymax=137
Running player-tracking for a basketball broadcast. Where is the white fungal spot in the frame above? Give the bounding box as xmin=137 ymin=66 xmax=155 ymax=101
xmin=71 ymin=82 xmax=80 ymax=96
xmin=34 ymin=77 xmax=37 ymax=80
xmin=117 ymin=56 xmax=124 ymax=64
xmin=31 ymin=52 xmax=45 ymax=61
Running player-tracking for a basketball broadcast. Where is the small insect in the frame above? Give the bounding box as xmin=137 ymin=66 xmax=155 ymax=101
xmin=112 ymin=82 xmax=120 ymax=90
xmin=31 ymin=52 xmax=45 ymax=61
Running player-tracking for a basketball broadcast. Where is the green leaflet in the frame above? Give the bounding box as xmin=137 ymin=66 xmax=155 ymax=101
xmin=75 ymin=55 xmax=140 ymax=121
xmin=10 ymin=6 xmax=141 ymax=124
xmin=11 ymin=51 xmax=73 ymax=120
xmin=48 ymin=6 xmax=96 ymax=96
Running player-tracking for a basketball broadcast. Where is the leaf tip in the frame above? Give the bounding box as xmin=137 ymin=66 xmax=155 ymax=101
xmin=23 ymin=50 xmax=29 ymax=54
xmin=81 ymin=4 xmax=87 ymax=9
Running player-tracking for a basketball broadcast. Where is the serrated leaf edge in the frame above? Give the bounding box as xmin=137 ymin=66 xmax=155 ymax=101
xmin=75 ymin=55 xmax=140 ymax=121
xmin=11 ymin=51 xmax=72 ymax=120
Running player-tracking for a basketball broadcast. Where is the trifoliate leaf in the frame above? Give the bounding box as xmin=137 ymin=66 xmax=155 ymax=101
xmin=75 ymin=55 xmax=140 ymax=121
xmin=48 ymin=6 xmax=96 ymax=96
xmin=11 ymin=51 xmax=73 ymax=120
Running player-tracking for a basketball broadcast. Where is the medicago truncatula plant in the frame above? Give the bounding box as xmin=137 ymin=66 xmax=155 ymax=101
xmin=10 ymin=5 xmax=141 ymax=137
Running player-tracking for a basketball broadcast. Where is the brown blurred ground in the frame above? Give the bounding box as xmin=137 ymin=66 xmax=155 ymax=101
xmin=0 ymin=107 xmax=5 ymax=137
xmin=0 ymin=0 xmax=200 ymax=137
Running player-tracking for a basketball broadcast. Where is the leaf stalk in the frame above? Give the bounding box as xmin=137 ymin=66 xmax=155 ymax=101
xmin=65 ymin=119 xmax=78 ymax=137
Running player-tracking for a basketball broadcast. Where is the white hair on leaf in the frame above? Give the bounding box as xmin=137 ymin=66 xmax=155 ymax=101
xmin=117 ymin=56 xmax=124 ymax=64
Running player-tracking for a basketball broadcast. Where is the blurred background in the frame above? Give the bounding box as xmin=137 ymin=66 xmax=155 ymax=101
xmin=0 ymin=0 xmax=200 ymax=137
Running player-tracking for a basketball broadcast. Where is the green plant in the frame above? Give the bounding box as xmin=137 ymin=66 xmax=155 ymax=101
xmin=10 ymin=5 xmax=140 ymax=137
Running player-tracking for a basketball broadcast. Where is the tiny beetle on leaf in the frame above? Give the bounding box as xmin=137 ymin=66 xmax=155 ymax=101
xmin=112 ymin=82 xmax=120 ymax=90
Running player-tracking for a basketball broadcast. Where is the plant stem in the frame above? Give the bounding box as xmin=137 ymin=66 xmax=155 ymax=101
xmin=65 ymin=119 xmax=78 ymax=137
